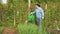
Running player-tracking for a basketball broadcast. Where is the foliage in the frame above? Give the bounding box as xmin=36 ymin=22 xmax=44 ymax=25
xmin=0 ymin=27 xmax=3 ymax=34
xmin=17 ymin=23 xmax=49 ymax=34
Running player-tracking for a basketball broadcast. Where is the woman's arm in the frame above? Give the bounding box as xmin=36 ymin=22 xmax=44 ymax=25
xmin=30 ymin=10 xmax=36 ymax=14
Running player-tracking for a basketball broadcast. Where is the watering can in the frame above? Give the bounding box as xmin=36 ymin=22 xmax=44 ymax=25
xmin=28 ymin=14 xmax=35 ymax=21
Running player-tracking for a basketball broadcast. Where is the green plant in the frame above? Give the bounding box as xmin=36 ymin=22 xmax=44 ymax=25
xmin=0 ymin=27 xmax=3 ymax=34
xmin=17 ymin=23 xmax=49 ymax=34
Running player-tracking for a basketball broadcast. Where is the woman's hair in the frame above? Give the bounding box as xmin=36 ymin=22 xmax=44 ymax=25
xmin=36 ymin=4 xmax=40 ymax=7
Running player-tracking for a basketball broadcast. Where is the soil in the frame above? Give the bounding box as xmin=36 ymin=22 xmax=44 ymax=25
xmin=2 ymin=27 xmax=18 ymax=34
xmin=46 ymin=27 xmax=60 ymax=34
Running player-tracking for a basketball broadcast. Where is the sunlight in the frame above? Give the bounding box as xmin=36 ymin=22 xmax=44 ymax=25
xmin=1 ymin=0 xmax=7 ymax=4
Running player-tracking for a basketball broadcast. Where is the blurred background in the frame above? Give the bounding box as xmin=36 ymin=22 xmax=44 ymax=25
xmin=0 ymin=0 xmax=60 ymax=34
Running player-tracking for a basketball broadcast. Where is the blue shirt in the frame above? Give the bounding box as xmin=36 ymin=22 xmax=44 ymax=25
xmin=31 ymin=7 xmax=44 ymax=19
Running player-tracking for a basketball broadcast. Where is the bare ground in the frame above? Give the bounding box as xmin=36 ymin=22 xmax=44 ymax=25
xmin=2 ymin=27 xmax=18 ymax=34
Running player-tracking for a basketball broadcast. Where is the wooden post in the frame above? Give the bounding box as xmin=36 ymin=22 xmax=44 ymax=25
xmin=45 ymin=4 xmax=47 ymax=10
xmin=14 ymin=10 xmax=16 ymax=26
xmin=27 ymin=0 xmax=31 ymax=18
xmin=28 ymin=0 xmax=31 ymax=9
xmin=12 ymin=0 xmax=16 ymax=26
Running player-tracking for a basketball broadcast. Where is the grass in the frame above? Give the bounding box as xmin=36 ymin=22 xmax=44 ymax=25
xmin=0 ymin=27 xmax=3 ymax=34
xmin=17 ymin=23 xmax=49 ymax=34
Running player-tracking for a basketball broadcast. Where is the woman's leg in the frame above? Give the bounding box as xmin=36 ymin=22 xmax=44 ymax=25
xmin=36 ymin=18 xmax=43 ymax=34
